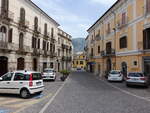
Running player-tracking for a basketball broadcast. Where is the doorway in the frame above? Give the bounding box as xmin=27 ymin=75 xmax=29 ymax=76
xmin=0 ymin=56 xmax=8 ymax=76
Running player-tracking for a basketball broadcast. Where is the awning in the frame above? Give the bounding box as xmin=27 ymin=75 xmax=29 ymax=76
xmin=87 ymin=62 xmax=96 ymax=65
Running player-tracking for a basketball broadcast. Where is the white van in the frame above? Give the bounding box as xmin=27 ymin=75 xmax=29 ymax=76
xmin=0 ymin=70 xmax=44 ymax=98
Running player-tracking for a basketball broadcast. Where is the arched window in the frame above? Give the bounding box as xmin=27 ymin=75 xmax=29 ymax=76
xmin=34 ymin=17 xmax=38 ymax=31
xmin=20 ymin=8 xmax=25 ymax=24
xmin=19 ymin=33 xmax=24 ymax=49
xmin=0 ymin=26 xmax=7 ymax=42
xmin=0 ymin=26 xmax=7 ymax=33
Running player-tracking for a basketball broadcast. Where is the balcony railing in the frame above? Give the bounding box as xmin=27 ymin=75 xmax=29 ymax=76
xmin=18 ymin=18 xmax=29 ymax=29
xmin=0 ymin=41 xmax=18 ymax=51
xmin=32 ymin=26 xmax=41 ymax=34
xmin=95 ymin=34 xmax=101 ymax=41
xmin=117 ymin=17 xmax=128 ymax=29
xmin=101 ymin=49 xmax=116 ymax=57
xmin=17 ymin=45 xmax=32 ymax=54
xmin=0 ymin=7 xmax=14 ymax=21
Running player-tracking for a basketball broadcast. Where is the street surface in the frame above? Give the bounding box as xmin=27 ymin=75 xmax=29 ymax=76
xmin=1 ymin=71 xmax=150 ymax=113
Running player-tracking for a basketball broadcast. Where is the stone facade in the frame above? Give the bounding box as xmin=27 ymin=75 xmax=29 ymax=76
xmin=86 ymin=0 xmax=150 ymax=77
xmin=0 ymin=0 xmax=73 ymax=76
xmin=57 ymin=28 xmax=73 ymax=71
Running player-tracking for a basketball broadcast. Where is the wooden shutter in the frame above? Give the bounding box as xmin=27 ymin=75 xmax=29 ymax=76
xmin=8 ymin=29 xmax=13 ymax=43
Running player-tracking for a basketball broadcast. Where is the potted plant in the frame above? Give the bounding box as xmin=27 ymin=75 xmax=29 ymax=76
xmin=60 ymin=70 xmax=70 ymax=81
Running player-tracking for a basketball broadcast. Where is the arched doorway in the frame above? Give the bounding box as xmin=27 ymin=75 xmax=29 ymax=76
xmin=17 ymin=57 xmax=24 ymax=70
xmin=121 ymin=62 xmax=127 ymax=77
xmin=33 ymin=58 xmax=37 ymax=71
xmin=0 ymin=56 xmax=8 ymax=76
xmin=106 ymin=58 xmax=112 ymax=73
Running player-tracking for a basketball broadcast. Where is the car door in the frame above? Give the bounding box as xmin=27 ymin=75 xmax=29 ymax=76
xmin=0 ymin=72 xmax=14 ymax=94
xmin=12 ymin=73 xmax=30 ymax=94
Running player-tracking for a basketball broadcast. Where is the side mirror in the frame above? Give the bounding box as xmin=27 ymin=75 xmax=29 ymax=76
xmin=0 ymin=77 xmax=3 ymax=81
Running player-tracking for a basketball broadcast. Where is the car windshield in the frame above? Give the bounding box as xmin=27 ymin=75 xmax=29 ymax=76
xmin=44 ymin=70 xmax=53 ymax=73
xmin=110 ymin=71 xmax=120 ymax=74
xmin=128 ymin=73 xmax=143 ymax=77
xmin=32 ymin=73 xmax=42 ymax=80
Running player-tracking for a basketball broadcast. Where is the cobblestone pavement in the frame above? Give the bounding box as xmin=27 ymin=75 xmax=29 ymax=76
xmin=1 ymin=71 xmax=150 ymax=113
xmin=42 ymin=71 xmax=150 ymax=113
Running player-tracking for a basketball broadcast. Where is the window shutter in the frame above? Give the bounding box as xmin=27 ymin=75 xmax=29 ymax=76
xmin=8 ymin=29 xmax=13 ymax=43
xmin=147 ymin=0 xmax=150 ymax=13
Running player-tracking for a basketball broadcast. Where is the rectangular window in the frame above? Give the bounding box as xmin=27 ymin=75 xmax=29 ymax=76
xmin=8 ymin=29 xmax=13 ymax=43
xmin=76 ymin=61 xmax=78 ymax=65
xmin=80 ymin=61 xmax=83 ymax=65
xmin=122 ymin=12 xmax=126 ymax=25
xmin=98 ymin=46 xmax=100 ymax=53
xmin=147 ymin=0 xmax=150 ymax=13
xmin=143 ymin=28 xmax=150 ymax=49
xmin=38 ymin=39 xmax=40 ymax=49
xmin=120 ymin=36 xmax=127 ymax=49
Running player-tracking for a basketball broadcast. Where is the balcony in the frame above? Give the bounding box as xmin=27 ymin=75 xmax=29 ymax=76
xmin=49 ymin=52 xmax=57 ymax=58
xmin=17 ymin=45 xmax=31 ymax=54
xmin=95 ymin=34 xmax=101 ymax=41
xmin=18 ymin=19 xmax=29 ymax=30
xmin=117 ymin=17 xmax=128 ymax=29
xmin=51 ymin=37 xmax=56 ymax=43
xmin=32 ymin=49 xmax=41 ymax=56
xmin=62 ymin=44 xmax=67 ymax=49
xmin=67 ymin=56 xmax=72 ymax=62
xmin=0 ymin=41 xmax=18 ymax=52
xmin=101 ymin=49 xmax=116 ymax=57
xmin=33 ymin=26 xmax=41 ymax=35
xmin=0 ymin=7 xmax=14 ymax=21
xmin=44 ymin=32 xmax=50 ymax=39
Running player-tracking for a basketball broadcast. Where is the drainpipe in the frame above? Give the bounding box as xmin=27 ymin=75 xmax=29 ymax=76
xmin=112 ymin=11 xmax=117 ymax=70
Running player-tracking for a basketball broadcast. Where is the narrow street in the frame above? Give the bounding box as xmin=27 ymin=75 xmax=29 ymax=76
xmin=41 ymin=71 xmax=150 ymax=113
xmin=1 ymin=71 xmax=150 ymax=113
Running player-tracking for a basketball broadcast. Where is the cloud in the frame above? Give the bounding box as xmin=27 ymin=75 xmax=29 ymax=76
xmin=31 ymin=0 xmax=90 ymax=37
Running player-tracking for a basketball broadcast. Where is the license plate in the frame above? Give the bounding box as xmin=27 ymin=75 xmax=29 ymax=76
xmin=36 ymin=82 xmax=41 ymax=86
xmin=132 ymin=78 xmax=138 ymax=81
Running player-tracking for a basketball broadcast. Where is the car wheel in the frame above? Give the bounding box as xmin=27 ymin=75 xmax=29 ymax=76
xmin=20 ymin=89 xmax=30 ymax=99
xmin=37 ymin=91 xmax=42 ymax=95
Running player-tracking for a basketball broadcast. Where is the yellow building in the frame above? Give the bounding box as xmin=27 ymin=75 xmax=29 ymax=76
xmin=73 ymin=52 xmax=86 ymax=70
xmin=86 ymin=0 xmax=150 ymax=77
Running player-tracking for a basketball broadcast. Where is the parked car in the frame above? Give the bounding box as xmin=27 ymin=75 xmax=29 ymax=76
xmin=0 ymin=70 xmax=44 ymax=98
xmin=108 ymin=70 xmax=123 ymax=82
xmin=42 ymin=68 xmax=56 ymax=81
xmin=126 ymin=72 xmax=150 ymax=87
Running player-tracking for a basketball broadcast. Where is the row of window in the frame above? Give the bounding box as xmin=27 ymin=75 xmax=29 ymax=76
xmin=92 ymin=36 xmax=127 ymax=55
xmin=1 ymin=0 xmax=55 ymax=37
xmin=73 ymin=61 xmax=84 ymax=65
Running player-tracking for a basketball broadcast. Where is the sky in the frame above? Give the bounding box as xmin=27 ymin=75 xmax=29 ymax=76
xmin=32 ymin=0 xmax=117 ymax=38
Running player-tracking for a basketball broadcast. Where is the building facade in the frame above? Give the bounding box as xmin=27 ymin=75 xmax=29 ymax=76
xmin=86 ymin=0 xmax=150 ymax=77
xmin=72 ymin=52 xmax=86 ymax=70
xmin=57 ymin=28 xmax=73 ymax=71
xmin=0 ymin=0 xmax=72 ymax=76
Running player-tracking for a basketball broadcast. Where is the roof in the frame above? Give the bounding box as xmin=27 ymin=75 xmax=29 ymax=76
xmin=87 ymin=0 xmax=120 ymax=32
xmin=27 ymin=0 xmax=60 ymax=26
xmin=14 ymin=70 xmax=41 ymax=74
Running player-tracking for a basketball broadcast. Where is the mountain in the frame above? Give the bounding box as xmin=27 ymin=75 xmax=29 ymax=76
xmin=72 ymin=38 xmax=85 ymax=53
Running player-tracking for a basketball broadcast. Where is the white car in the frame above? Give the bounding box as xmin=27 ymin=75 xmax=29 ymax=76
xmin=108 ymin=70 xmax=123 ymax=82
xmin=42 ymin=68 xmax=56 ymax=81
xmin=0 ymin=70 xmax=44 ymax=98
